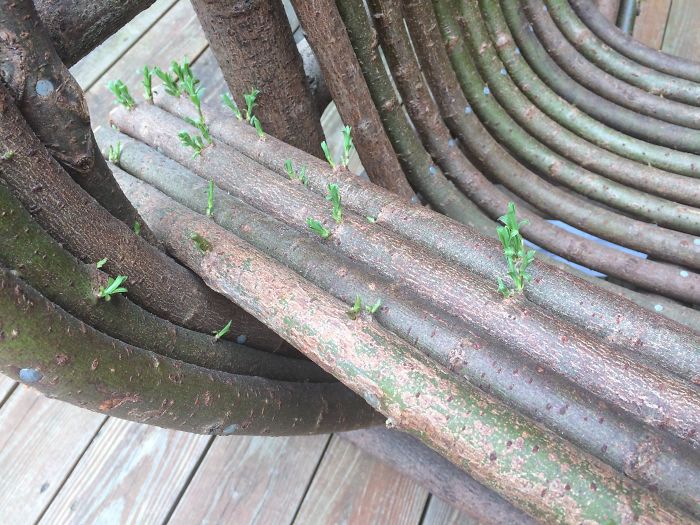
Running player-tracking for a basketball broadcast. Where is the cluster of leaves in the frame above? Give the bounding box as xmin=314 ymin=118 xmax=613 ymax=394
xmin=326 ymin=184 xmax=342 ymax=224
xmin=108 ymin=80 xmax=135 ymax=110
xmin=98 ymin=274 xmax=128 ymax=301
xmin=107 ymin=141 xmax=122 ymax=164
xmin=306 ymin=218 xmax=330 ymax=239
xmin=321 ymin=126 xmax=354 ymax=169
xmin=178 ymin=131 xmax=206 ymax=158
xmin=347 ymin=295 xmax=382 ymax=320
xmin=142 ymin=66 xmax=153 ymax=102
xmin=222 ymin=89 xmax=264 ymax=138
xmin=496 ymin=202 xmax=535 ymax=298
xmin=284 ymin=159 xmax=308 ymax=186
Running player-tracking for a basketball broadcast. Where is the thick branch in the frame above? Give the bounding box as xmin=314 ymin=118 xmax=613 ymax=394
xmin=0 ymin=270 xmax=381 ymax=435
xmin=189 ymin=0 xmax=324 ymax=156
xmin=0 ymin=0 xmax=157 ymax=241
xmin=289 ymin=0 xmax=415 ymax=198
xmin=0 ymin=82 xmax=283 ymax=351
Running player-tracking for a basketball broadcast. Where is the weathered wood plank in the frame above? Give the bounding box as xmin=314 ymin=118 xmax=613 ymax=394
xmin=294 ymin=436 xmax=429 ymax=525
xmin=168 ymin=434 xmax=330 ymax=525
xmin=70 ymin=0 xmax=178 ymax=90
xmin=86 ymin=0 xmax=209 ymax=128
xmin=0 ymin=387 xmax=105 ymax=524
xmin=633 ymin=0 xmax=672 ymax=49
xmin=40 ymin=418 xmax=211 ymax=525
xmin=422 ymin=497 xmax=478 ymax=525
xmin=0 ymin=373 xmax=16 ymax=406
xmin=662 ymin=0 xmax=700 ymax=60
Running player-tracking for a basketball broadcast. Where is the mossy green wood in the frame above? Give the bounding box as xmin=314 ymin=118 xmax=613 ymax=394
xmin=479 ymin=0 xmax=700 ymax=179
xmin=0 ymin=271 xmax=381 ymax=435
xmin=499 ymin=0 xmax=700 ymax=153
xmin=459 ymin=0 xmax=700 ymax=206
xmin=335 ymin=0 xmax=492 ymax=230
xmin=435 ymin=0 xmax=700 ymax=240
xmin=0 ymin=184 xmax=330 ymax=382
xmin=545 ymin=0 xmax=700 ymax=105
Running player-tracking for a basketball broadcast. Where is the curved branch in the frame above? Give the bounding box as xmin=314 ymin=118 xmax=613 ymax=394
xmin=0 ymin=270 xmax=381 ymax=435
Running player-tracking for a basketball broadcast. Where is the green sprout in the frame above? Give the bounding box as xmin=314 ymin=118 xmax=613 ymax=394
xmin=347 ymin=295 xmax=363 ymax=320
xmin=142 ymin=66 xmax=153 ymax=102
xmin=366 ymin=298 xmax=382 ymax=314
xmin=153 ymin=66 xmax=179 ymax=96
xmin=341 ymin=125 xmax=353 ymax=168
xmin=108 ymin=80 xmax=135 ymax=109
xmin=98 ymin=275 xmax=128 ymax=301
xmin=213 ymin=320 xmax=232 ymax=341
xmin=107 ymin=141 xmax=122 ymax=164
xmin=284 ymin=160 xmax=308 ymax=186
xmin=284 ymin=159 xmax=295 ymax=179
xmin=170 ymin=58 xmax=194 ymax=92
xmin=190 ymin=232 xmax=211 ymax=253
xmin=206 ymin=180 xmax=215 ymax=218
xmin=96 ymin=257 xmax=108 ymax=269
xmin=251 ymin=115 xmax=265 ymax=138
xmin=366 ymin=216 xmax=377 ymax=224
xmin=320 ymin=141 xmax=335 ymax=169
xmin=307 ymin=217 xmax=330 ymax=239
xmin=133 ymin=221 xmax=141 ymax=236
xmin=1 ymin=149 xmax=14 ymax=160
xmin=243 ymin=88 xmax=260 ymax=122
xmin=326 ymin=183 xmax=342 ymax=224
xmin=178 ymin=131 xmax=206 ymax=158
xmin=222 ymin=93 xmax=243 ymax=120
xmin=496 ymin=202 xmax=535 ymax=298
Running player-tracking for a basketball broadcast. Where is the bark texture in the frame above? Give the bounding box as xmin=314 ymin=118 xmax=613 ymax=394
xmin=189 ymin=0 xmax=324 ymax=157
xmin=289 ymin=0 xmax=415 ymax=198
xmin=33 ymin=0 xmax=157 ymax=67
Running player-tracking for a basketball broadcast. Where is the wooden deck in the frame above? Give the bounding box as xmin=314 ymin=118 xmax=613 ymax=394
xmin=0 ymin=1 xmax=697 ymax=523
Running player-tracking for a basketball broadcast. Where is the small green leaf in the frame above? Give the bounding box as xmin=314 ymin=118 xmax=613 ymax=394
xmin=366 ymin=298 xmax=382 ymax=314
xmin=142 ymin=65 xmax=153 ymax=102
xmin=320 ymin=141 xmax=335 ymax=169
xmin=366 ymin=216 xmax=377 ymax=223
xmin=133 ymin=221 xmax=141 ymax=236
xmin=98 ymin=274 xmax=128 ymax=301
xmin=347 ymin=295 xmax=363 ymax=320
xmin=222 ymin=93 xmax=243 ymax=120
xmin=96 ymin=258 xmax=108 ymax=269
xmin=206 ymin=180 xmax=215 ymax=218
xmin=108 ymin=80 xmax=135 ymax=109
xmin=250 ymin=115 xmax=265 ymax=138
xmin=244 ymin=88 xmax=260 ymax=122
xmin=341 ymin=125 xmax=353 ymax=168
xmin=326 ymin=183 xmax=342 ymax=224
xmin=307 ymin=217 xmax=330 ymax=239
xmin=107 ymin=141 xmax=122 ymax=164
xmin=213 ymin=320 xmax=232 ymax=341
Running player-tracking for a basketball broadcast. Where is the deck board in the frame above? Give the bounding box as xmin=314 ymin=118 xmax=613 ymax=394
xmin=662 ymin=0 xmax=700 ymax=60
xmin=70 ymin=0 xmax=178 ymax=90
xmin=633 ymin=0 xmax=673 ymax=49
xmin=0 ymin=387 xmax=106 ymax=524
xmin=85 ymin=0 xmax=209 ymax=128
xmin=293 ymin=437 xmax=430 ymax=525
xmin=39 ymin=418 xmax=211 ymax=525
xmin=168 ymin=435 xmax=330 ymax=525
xmin=0 ymin=374 xmax=16 ymax=407
xmin=422 ymin=497 xmax=478 ymax=525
